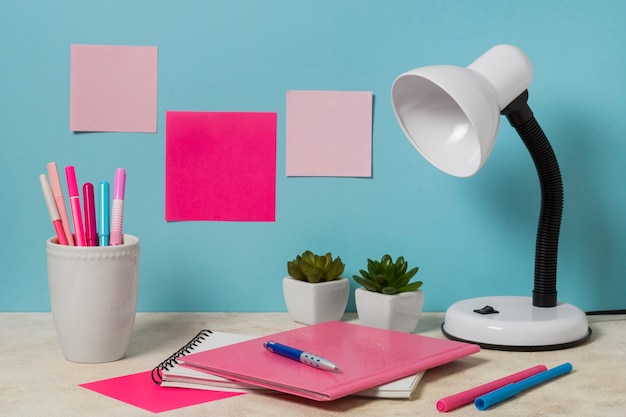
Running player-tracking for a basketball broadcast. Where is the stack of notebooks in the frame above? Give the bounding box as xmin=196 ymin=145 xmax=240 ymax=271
xmin=152 ymin=321 xmax=479 ymax=401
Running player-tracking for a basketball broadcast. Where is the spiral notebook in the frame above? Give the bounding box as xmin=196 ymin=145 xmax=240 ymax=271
xmin=152 ymin=328 xmax=425 ymax=398
xmin=176 ymin=321 xmax=480 ymax=401
xmin=152 ymin=330 xmax=263 ymax=393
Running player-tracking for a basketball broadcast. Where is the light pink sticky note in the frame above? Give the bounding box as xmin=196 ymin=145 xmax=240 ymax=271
xmin=165 ymin=111 xmax=277 ymax=222
xmin=70 ymin=44 xmax=158 ymax=133
xmin=286 ymin=90 xmax=373 ymax=177
xmin=80 ymin=371 xmax=244 ymax=413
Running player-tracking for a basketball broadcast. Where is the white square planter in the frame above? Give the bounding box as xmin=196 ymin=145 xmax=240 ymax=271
xmin=355 ymin=287 xmax=424 ymax=333
xmin=282 ymin=277 xmax=350 ymax=325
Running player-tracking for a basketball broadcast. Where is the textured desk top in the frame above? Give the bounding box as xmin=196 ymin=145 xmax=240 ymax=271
xmin=1 ymin=312 xmax=624 ymax=417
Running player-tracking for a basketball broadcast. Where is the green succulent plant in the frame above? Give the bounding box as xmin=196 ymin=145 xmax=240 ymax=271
xmin=353 ymin=254 xmax=422 ymax=295
xmin=287 ymin=250 xmax=345 ymax=283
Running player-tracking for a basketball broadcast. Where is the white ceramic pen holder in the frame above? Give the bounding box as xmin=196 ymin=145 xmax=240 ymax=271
xmin=46 ymin=235 xmax=140 ymax=363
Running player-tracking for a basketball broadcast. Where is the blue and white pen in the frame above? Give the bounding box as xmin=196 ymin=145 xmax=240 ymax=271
xmin=263 ymin=341 xmax=338 ymax=371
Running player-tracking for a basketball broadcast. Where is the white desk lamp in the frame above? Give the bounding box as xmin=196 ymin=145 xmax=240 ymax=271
xmin=391 ymin=45 xmax=591 ymax=350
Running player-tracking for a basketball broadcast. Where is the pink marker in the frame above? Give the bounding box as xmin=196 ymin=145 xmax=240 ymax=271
xmin=436 ymin=364 xmax=547 ymax=412
xmin=40 ymin=174 xmax=69 ymax=245
xmin=110 ymin=168 xmax=126 ymax=246
xmin=83 ymin=183 xmax=98 ymax=246
xmin=46 ymin=162 xmax=74 ymax=245
xmin=65 ymin=166 xmax=86 ymax=246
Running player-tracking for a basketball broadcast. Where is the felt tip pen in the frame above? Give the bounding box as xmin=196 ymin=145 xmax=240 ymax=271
xmin=39 ymin=174 xmax=69 ymax=245
xmin=65 ymin=166 xmax=86 ymax=246
xmin=436 ymin=365 xmax=547 ymax=412
xmin=83 ymin=183 xmax=98 ymax=246
xmin=110 ymin=168 xmax=125 ymax=246
xmin=263 ymin=341 xmax=338 ymax=371
xmin=99 ymin=181 xmax=110 ymax=246
xmin=474 ymin=362 xmax=573 ymax=410
xmin=46 ymin=162 xmax=74 ymax=245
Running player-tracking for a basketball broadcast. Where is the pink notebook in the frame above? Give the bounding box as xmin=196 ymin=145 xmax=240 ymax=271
xmin=180 ymin=321 xmax=480 ymax=401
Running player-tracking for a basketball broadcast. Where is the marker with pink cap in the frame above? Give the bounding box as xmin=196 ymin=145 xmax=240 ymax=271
xmin=47 ymin=162 xmax=74 ymax=245
xmin=83 ymin=182 xmax=98 ymax=246
xmin=65 ymin=166 xmax=86 ymax=246
xmin=39 ymin=174 xmax=69 ymax=245
xmin=436 ymin=364 xmax=547 ymax=412
xmin=110 ymin=168 xmax=126 ymax=246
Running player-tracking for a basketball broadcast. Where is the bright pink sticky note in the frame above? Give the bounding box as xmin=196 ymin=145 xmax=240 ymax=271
xmin=80 ymin=371 xmax=244 ymax=413
xmin=165 ymin=111 xmax=277 ymax=222
xmin=70 ymin=44 xmax=158 ymax=133
xmin=286 ymin=90 xmax=373 ymax=177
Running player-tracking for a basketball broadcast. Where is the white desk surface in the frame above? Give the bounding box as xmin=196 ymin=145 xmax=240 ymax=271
xmin=1 ymin=312 xmax=624 ymax=416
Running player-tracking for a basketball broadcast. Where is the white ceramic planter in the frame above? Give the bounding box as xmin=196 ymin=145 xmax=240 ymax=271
xmin=282 ymin=277 xmax=350 ymax=325
xmin=355 ymin=287 xmax=424 ymax=333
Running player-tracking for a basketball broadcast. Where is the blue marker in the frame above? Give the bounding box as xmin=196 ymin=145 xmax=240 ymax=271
xmin=263 ymin=341 xmax=338 ymax=371
xmin=475 ymin=362 xmax=573 ymax=410
xmin=99 ymin=181 xmax=110 ymax=246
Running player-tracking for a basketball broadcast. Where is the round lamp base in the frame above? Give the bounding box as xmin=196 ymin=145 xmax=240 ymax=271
xmin=441 ymin=296 xmax=591 ymax=351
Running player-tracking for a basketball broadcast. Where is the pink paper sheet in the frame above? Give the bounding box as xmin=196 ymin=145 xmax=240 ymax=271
xmin=80 ymin=370 xmax=244 ymax=413
xmin=70 ymin=44 xmax=158 ymax=133
xmin=165 ymin=111 xmax=277 ymax=221
xmin=286 ymin=90 xmax=373 ymax=177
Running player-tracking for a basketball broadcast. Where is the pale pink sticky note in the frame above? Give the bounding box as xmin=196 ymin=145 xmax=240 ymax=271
xmin=165 ymin=111 xmax=277 ymax=222
xmin=286 ymin=90 xmax=373 ymax=177
xmin=70 ymin=44 xmax=158 ymax=133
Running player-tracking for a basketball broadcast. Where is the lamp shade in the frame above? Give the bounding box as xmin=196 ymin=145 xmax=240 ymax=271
xmin=391 ymin=45 xmax=533 ymax=177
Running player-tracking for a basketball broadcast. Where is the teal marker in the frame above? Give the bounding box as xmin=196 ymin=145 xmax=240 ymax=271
xmin=99 ymin=181 xmax=110 ymax=246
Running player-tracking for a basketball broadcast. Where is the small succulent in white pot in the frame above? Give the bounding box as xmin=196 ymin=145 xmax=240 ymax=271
xmin=353 ymin=254 xmax=424 ymax=332
xmin=283 ymin=251 xmax=349 ymax=325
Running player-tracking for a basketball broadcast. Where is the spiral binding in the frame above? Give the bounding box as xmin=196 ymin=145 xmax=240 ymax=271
xmin=151 ymin=329 xmax=213 ymax=384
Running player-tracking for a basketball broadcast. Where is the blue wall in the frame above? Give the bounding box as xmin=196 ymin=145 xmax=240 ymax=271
xmin=2 ymin=0 xmax=624 ymax=312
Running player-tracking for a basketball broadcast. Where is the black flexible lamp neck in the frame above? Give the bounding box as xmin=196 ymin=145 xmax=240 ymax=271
xmin=501 ymin=91 xmax=562 ymax=308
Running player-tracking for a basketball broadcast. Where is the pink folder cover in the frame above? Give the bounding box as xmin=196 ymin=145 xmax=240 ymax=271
xmin=180 ymin=321 xmax=480 ymax=401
